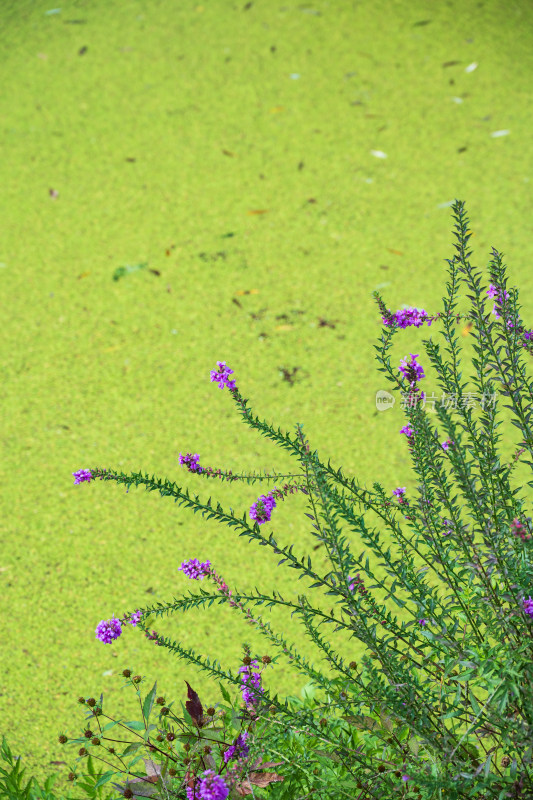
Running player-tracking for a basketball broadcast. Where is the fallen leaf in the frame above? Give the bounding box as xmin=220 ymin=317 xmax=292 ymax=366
xmin=222 ymin=149 xmax=235 ymax=156
xmin=247 ymin=209 xmax=269 ymax=215
xmin=235 ymin=289 xmax=259 ymax=296
xmin=269 ymin=106 xmax=284 ymax=112
xmin=387 ymin=248 xmax=403 ymax=255
xmin=462 ymin=322 xmax=474 ymax=336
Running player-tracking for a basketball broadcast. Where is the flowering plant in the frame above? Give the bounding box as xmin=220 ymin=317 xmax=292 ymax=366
xmin=12 ymin=199 xmax=532 ymax=800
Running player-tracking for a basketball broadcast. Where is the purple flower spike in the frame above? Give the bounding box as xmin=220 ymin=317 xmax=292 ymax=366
xmin=187 ymin=770 xmax=229 ymax=800
xmin=239 ymin=659 xmax=264 ymax=707
xmin=383 ymin=307 xmax=434 ymax=329
xmin=179 ymin=558 xmax=212 ymax=580
xmin=73 ymin=469 xmax=93 ymax=484
xmin=399 ymin=353 xmax=425 ymax=386
xmin=441 ymin=439 xmax=454 ymax=450
xmin=179 ymin=453 xmax=204 ymax=473
xmin=95 ymin=615 xmax=123 ymax=644
xmin=210 ymin=361 xmax=236 ymax=391
xmin=223 ymin=731 xmax=250 ymax=764
xmin=249 ymin=492 xmax=277 ymax=524
xmin=392 ymin=487 xmax=406 ymax=499
xmin=487 ymin=283 xmax=510 ymax=319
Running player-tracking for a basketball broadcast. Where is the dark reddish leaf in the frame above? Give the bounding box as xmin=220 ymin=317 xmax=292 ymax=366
xmin=185 ymin=681 xmax=204 ymax=727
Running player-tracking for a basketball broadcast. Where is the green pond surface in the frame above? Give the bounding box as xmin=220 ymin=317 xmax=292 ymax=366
xmin=2 ymin=0 xmax=533 ymax=796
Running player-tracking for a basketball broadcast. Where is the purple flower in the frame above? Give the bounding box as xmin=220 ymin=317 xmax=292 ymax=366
xmin=442 ymin=518 xmax=453 ymax=536
xmin=346 ymin=574 xmax=367 ymax=595
xmin=179 ymin=558 xmax=212 ymax=580
xmin=95 ymin=615 xmax=123 ymax=644
xmin=400 ymin=425 xmax=414 ymax=438
xmin=239 ymin=659 xmax=264 ymax=707
xmin=487 ymin=283 xmax=510 ymax=319
xmin=223 ymin=731 xmax=250 ymax=764
xmin=441 ymin=439 xmax=454 ymax=450
xmin=249 ymin=492 xmax=277 ymax=524
xmin=187 ymin=770 xmax=229 ymax=800
xmin=73 ymin=469 xmax=93 ymax=484
xmin=383 ymin=306 xmax=434 ymax=329
xmin=95 ymin=608 xmax=142 ymax=643
xmin=179 ymin=453 xmax=204 ymax=473
xmin=419 ymin=618 xmax=427 ymax=625
xmin=125 ymin=609 xmax=142 ymax=626
xmin=523 ymin=597 xmax=533 ymax=617
xmin=392 ymin=487 xmax=406 ymax=499
xmin=398 ymin=353 xmax=425 ymax=386
xmin=210 ymin=361 xmax=236 ymax=391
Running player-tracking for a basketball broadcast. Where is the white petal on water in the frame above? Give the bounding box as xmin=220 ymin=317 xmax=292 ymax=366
xmin=370 ymin=150 xmax=387 ymax=158
xmin=490 ymin=129 xmax=510 ymax=138
xmin=374 ymin=282 xmax=391 ymax=289
xmin=436 ymin=200 xmax=455 ymax=208
xmin=465 ymin=62 xmax=478 ymax=73
xmin=451 ymin=96 xmax=463 ymax=104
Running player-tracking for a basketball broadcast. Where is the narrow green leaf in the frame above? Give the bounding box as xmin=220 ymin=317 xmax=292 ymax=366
xmin=142 ymin=681 xmax=158 ymax=723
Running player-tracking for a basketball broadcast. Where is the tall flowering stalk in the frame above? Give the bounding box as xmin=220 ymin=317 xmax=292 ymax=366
xmin=69 ymin=200 xmax=533 ymax=799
